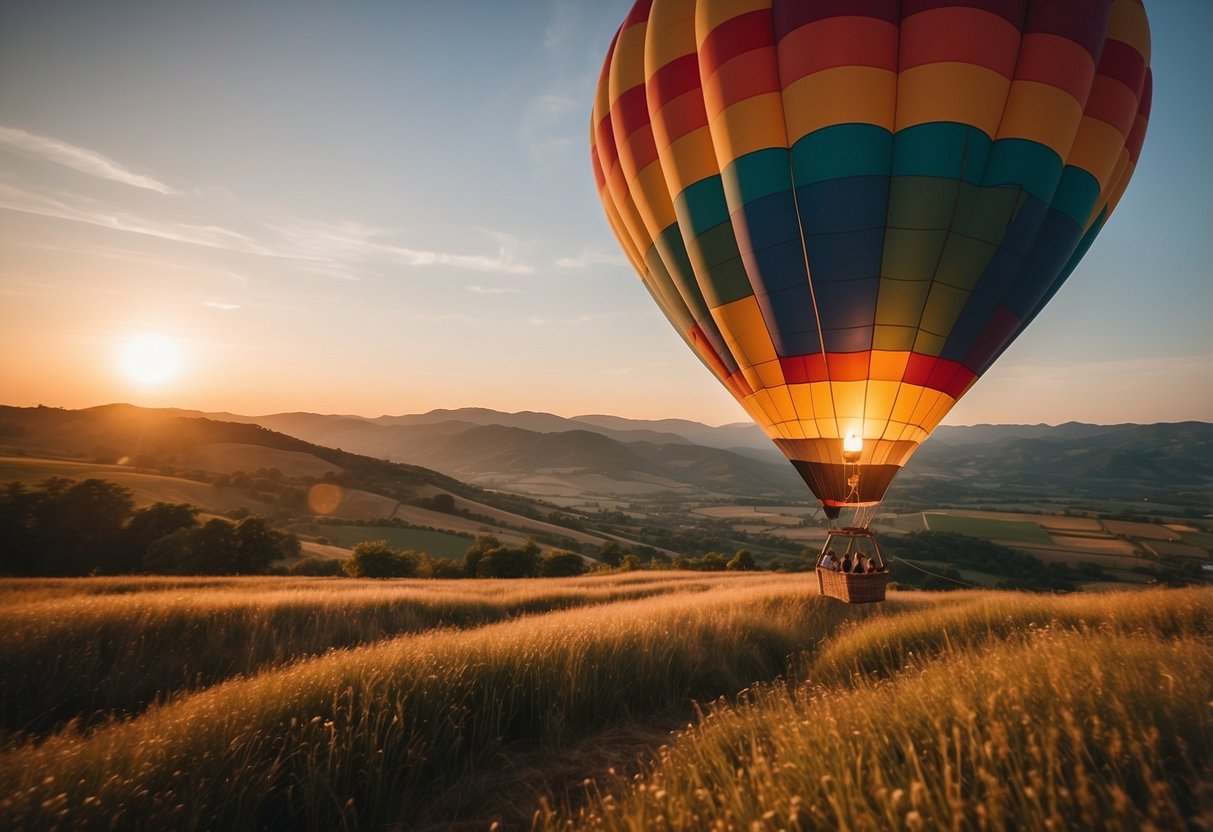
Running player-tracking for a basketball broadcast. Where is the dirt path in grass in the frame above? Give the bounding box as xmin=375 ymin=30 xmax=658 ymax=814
xmin=412 ymin=712 xmax=692 ymax=831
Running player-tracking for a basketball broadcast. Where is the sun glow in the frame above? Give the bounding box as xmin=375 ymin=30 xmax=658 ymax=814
xmin=121 ymin=334 xmax=183 ymax=385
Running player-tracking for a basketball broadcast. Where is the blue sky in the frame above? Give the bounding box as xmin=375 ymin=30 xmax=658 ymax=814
xmin=0 ymin=0 xmax=1208 ymax=425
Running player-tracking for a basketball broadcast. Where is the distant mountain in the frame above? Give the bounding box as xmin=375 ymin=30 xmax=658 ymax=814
xmin=6 ymin=404 xmax=1209 ymax=509
xmin=0 ymin=403 xmax=469 ymax=497
xmin=188 ymin=409 xmax=1213 ymax=504
xmin=397 ymin=424 xmax=805 ymax=498
xmin=891 ymin=421 xmax=1213 ymax=507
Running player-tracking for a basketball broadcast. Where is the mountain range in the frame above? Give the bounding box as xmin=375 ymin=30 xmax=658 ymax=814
xmin=2 ymin=404 xmax=1210 ymax=508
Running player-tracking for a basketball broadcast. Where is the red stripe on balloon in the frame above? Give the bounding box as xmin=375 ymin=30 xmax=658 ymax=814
xmin=648 ymin=54 xmax=701 ymax=113
xmin=776 ymin=15 xmax=898 ymax=82
xmin=1125 ymin=71 xmax=1151 ymax=162
xmin=898 ymin=6 xmax=1021 ymax=79
xmin=1014 ymin=33 xmax=1095 ymax=103
xmin=1084 ymin=75 xmax=1141 ymax=137
xmin=1095 ymin=38 xmax=1148 ymax=98
xmin=612 ymin=85 xmax=651 ymax=145
xmin=699 ymin=9 xmax=774 ymax=77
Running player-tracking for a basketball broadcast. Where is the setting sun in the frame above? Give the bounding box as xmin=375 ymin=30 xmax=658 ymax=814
xmin=120 ymin=334 xmax=183 ymax=385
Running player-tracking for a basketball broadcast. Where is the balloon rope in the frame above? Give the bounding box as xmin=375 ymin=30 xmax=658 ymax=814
xmin=785 ymin=157 xmax=837 ymax=436
xmin=884 ymin=553 xmax=980 ymax=588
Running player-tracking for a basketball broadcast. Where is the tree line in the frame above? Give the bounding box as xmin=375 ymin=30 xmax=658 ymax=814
xmin=299 ymin=534 xmax=762 ymax=579
xmin=0 ymin=478 xmax=299 ymax=576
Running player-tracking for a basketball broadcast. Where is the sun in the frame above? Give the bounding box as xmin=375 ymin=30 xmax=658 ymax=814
xmin=121 ymin=334 xmax=183 ymax=385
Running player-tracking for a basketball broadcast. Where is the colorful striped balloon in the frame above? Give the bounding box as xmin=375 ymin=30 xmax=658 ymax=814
xmin=591 ymin=0 xmax=1151 ymax=522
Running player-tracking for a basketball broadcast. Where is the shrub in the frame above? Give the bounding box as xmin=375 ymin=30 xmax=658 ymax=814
xmin=539 ymin=550 xmax=587 ymax=577
xmin=343 ymin=540 xmax=426 ymax=578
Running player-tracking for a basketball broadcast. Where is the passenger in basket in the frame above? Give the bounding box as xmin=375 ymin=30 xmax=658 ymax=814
xmin=820 ymin=549 xmax=838 ymax=571
xmin=840 ymin=553 xmax=854 ymax=573
xmin=865 ymin=559 xmax=878 ymax=574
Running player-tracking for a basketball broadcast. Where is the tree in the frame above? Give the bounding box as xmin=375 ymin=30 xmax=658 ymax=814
xmin=120 ymin=502 xmax=198 ymax=572
xmin=463 ymin=533 xmax=501 ymax=577
xmin=344 ymin=540 xmax=424 ymax=578
xmin=231 ymin=516 xmax=297 ymax=574
xmin=727 ymin=548 xmax=756 ymax=571
xmin=428 ymin=493 xmax=456 ymax=513
xmin=596 ymin=541 xmax=624 ymax=568
xmin=429 ymin=557 xmax=466 ymax=579
xmin=540 ymin=550 xmax=587 ymax=577
xmin=478 ymin=539 xmax=541 ymax=578
xmin=0 ymin=478 xmax=136 ymax=575
xmin=143 ymin=519 xmax=232 ymax=574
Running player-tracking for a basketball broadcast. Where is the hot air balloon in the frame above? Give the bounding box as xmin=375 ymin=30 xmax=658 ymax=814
xmin=590 ymin=0 xmax=1152 ymax=600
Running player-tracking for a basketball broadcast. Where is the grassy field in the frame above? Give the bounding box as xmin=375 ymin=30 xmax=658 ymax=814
xmin=922 ymin=512 xmax=1055 ymax=544
xmin=0 ymin=575 xmax=1209 ymax=830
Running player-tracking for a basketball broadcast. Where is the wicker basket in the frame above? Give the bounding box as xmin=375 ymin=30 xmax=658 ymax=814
xmin=817 ymin=568 xmax=890 ymax=604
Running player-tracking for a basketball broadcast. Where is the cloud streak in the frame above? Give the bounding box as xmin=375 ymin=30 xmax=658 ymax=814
xmin=0 ymin=126 xmax=177 ymax=194
xmin=555 ymin=248 xmax=628 ymax=269
xmin=270 ymin=220 xmax=535 ymax=274
xmin=0 ymin=182 xmax=278 ymax=255
xmin=0 ymin=181 xmax=536 ymax=277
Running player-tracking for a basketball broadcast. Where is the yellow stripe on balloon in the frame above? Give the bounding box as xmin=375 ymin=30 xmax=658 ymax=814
xmin=707 ymin=93 xmax=788 ymax=161
xmin=694 ymin=0 xmax=769 ymax=42
xmin=896 ymin=62 xmax=1011 ymax=137
xmin=1067 ymin=116 xmax=1130 ymax=200
xmin=998 ymin=80 xmax=1084 ymax=158
xmin=782 ymin=66 xmax=897 ymax=142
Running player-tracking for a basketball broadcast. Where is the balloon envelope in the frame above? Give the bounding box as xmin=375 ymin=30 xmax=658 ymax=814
xmin=591 ymin=0 xmax=1151 ymax=520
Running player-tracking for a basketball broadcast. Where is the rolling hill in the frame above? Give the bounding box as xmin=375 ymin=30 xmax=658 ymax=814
xmin=0 ymin=404 xmax=624 ymax=554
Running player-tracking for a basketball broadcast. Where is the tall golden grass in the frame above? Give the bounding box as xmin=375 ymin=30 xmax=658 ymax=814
xmin=0 ymin=572 xmax=771 ymax=737
xmin=0 ymin=575 xmax=867 ymax=830
xmin=2 ymin=577 xmax=1208 ymax=831
xmin=540 ymin=587 xmax=1213 ymax=831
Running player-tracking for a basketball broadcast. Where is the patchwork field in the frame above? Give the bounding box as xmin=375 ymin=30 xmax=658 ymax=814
xmin=922 ymin=512 xmax=1056 ymax=543
xmin=1 ymin=575 xmax=1208 ymax=830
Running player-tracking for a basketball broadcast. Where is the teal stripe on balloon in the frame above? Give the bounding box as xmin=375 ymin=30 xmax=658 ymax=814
xmin=790 ymin=124 xmax=892 ymax=183
xmin=675 ymin=176 xmax=731 ymax=238
xmin=1052 ymin=167 xmax=1102 ymax=227
xmin=688 ymin=223 xmax=753 ymax=307
xmin=653 ymin=223 xmax=712 ymax=322
xmin=983 ymin=138 xmax=1062 ymax=204
xmin=722 ymin=148 xmax=792 ymax=209
xmin=892 ymin=123 xmax=990 ymax=184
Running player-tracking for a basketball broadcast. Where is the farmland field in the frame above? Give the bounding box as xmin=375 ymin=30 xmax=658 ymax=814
xmin=922 ymin=511 xmax=1055 ymax=543
xmin=1 ymin=574 xmax=1209 ymax=830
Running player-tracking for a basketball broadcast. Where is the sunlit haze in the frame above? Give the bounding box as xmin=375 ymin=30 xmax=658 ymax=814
xmin=1 ymin=1 xmax=1209 ymax=425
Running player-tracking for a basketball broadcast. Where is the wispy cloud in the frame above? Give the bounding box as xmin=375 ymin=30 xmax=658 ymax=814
xmin=544 ymin=0 xmax=580 ymax=52
xmin=203 ymin=301 xmax=241 ymax=310
xmin=555 ymin=248 xmax=628 ymax=269
xmin=466 ymin=284 xmax=515 ymax=294
xmin=520 ymin=94 xmax=580 ymax=160
xmin=0 ymin=182 xmax=278 ymax=255
xmin=0 ymin=126 xmax=177 ymax=194
xmin=270 ymin=220 xmax=534 ymax=274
